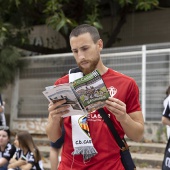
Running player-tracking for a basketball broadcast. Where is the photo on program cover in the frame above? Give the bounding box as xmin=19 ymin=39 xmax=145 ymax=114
xmin=71 ymin=70 xmax=110 ymax=112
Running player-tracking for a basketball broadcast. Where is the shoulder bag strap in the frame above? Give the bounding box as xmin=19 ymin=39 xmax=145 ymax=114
xmin=98 ymin=108 xmax=125 ymax=149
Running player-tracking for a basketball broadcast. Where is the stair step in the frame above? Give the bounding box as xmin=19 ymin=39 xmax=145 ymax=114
xmin=16 ymin=135 xmax=166 ymax=169
xmin=132 ymin=152 xmax=163 ymax=169
xmin=43 ymin=161 xmax=50 ymax=170
xmin=33 ymin=135 xmax=50 ymax=146
xmin=38 ymin=145 xmax=50 ymax=154
xmin=41 ymin=158 xmax=162 ymax=170
xmin=128 ymin=141 xmax=166 ymax=154
xmin=137 ymin=168 xmax=161 ymax=170
xmin=132 ymin=152 xmax=163 ymax=161
xmin=41 ymin=154 xmax=50 ymax=170
xmin=36 ymin=138 xmax=166 ymax=170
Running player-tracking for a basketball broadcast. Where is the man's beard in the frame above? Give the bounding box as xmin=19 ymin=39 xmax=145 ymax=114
xmin=78 ymin=57 xmax=99 ymax=75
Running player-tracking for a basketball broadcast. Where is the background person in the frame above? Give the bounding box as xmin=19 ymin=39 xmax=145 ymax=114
xmin=0 ymin=126 xmax=16 ymax=170
xmin=162 ymin=85 xmax=170 ymax=139
xmin=0 ymin=95 xmax=6 ymax=126
xmin=46 ymin=24 xmax=144 ymax=170
xmin=8 ymin=131 xmax=44 ymax=170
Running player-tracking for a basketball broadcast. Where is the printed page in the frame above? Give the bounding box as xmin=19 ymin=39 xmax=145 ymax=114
xmin=42 ymin=83 xmax=86 ymax=117
xmin=71 ymin=70 xmax=110 ymax=113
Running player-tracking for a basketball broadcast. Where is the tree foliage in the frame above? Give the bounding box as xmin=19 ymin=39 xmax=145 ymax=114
xmin=0 ymin=0 xmax=159 ymax=89
xmin=0 ymin=0 xmax=159 ymax=53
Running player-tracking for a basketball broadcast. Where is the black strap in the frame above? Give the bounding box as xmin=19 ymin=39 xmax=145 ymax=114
xmin=98 ymin=108 xmax=125 ymax=149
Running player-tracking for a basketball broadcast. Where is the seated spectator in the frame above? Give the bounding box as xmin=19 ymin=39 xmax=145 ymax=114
xmin=8 ymin=131 xmax=44 ymax=170
xmin=0 ymin=126 xmax=16 ymax=170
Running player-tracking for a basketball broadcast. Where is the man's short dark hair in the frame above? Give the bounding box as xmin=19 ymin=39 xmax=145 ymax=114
xmin=69 ymin=24 xmax=100 ymax=43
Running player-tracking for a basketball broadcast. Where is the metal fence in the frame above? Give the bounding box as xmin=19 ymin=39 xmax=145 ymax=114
xmin=9 ymin=42 xmax=170 ymax=121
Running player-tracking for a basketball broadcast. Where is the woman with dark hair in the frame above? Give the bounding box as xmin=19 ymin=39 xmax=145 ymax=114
xmin=8 ymin=131 xmax=44 ymax=170
xmin=0 ymin=126 xmax=16 ymax=170
xmin=162 ymin=85 xmax=170 ymax=138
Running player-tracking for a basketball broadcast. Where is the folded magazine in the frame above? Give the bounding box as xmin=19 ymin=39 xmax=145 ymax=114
xmin=42 ymin=70 xmax=110 ymax=117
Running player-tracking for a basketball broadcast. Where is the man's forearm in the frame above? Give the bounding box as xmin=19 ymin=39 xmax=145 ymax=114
xmin=120 ymin=112 xmax=144 ymax=142
xmin=46 ymin=116 xmax=63 ymax=142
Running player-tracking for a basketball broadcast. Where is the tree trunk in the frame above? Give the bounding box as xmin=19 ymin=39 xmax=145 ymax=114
xmin=104 ymin=5 xmax=129 ymax=48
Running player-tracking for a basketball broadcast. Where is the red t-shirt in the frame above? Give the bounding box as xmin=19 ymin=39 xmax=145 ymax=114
xmin=55 ymin=68 xmax=141 ymax=170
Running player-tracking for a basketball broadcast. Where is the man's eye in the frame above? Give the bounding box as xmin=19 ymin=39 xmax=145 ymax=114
xmin=82 ymin=47 xmax=88 ymax=51
xmin=73 ymin=50 xmax=78 ymax=53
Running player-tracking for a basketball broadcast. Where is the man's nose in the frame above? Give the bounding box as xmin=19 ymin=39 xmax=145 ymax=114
xmin=77 ymin=51 xmax=85 ymax=59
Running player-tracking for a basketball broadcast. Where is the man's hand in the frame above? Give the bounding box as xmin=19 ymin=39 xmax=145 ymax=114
xmin=48 ymin=99 xmax=70 ymax=120
xmin=105 ymin=97 xmax=127 ymax=122
xmin=105 ymin=97 xmax=144 ymax=142
xmin=46 ymin=99 xmax=70 ymax=142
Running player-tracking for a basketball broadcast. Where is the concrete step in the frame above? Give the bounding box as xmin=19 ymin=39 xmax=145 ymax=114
xmin=37 ymin=145 xmax=50 ymax=170
xmin=37 ymin=141 xmax=165 ymax=170
xmin=137 ymin=168 xmax=161 ymax=170
xmin=32 ymin=135 xmax=50 ymax=146
xmin=10 ymin=134 xmax=165 ymax=170
xmin=129 ymin=141 xmax=165 ymax=169
xmin=42 ymin=160 xmax=50 ymax=170
xmin=41 ymin=158 xmax=162 ymax=170
xmin=128 ymin=141 xmax=166 ymax=154
xmin=132 ymin=153 xmax=163 ymax=169
xmin=41 ymin=157 xmax=162 ymax=170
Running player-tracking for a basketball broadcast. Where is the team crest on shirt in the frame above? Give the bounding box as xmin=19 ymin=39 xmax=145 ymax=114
xmin=108 ymin=86 xmax=117 ymax=97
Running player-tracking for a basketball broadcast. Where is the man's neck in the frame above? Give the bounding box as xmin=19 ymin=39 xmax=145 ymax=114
xmin=96 ymin=65 xmax=108 ymax=76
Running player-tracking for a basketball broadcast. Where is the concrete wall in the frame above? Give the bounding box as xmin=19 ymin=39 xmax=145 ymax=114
xmin=23 ymin=8 xmax=170 ymax=54
xmin=10 ymin=118 xmax=168 ymax=143
xmin=143 ymin=122 xmax=167 ymax=143
xmin=100 ymin=8 xmax=170 ymax=47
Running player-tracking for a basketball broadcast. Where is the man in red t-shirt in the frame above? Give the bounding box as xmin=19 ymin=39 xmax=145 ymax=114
xmin=46 ymin=24 xmax=144 ymax=170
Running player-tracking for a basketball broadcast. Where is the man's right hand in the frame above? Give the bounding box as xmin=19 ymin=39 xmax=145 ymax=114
xmin=46 ymin=99 xmax=69 ymax=142
xmin=48 ymin=99 xmax=70 ymax=119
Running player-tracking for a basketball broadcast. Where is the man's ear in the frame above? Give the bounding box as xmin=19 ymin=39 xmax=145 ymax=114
xmin=97 ymin=39 xmax=103 ymax=51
